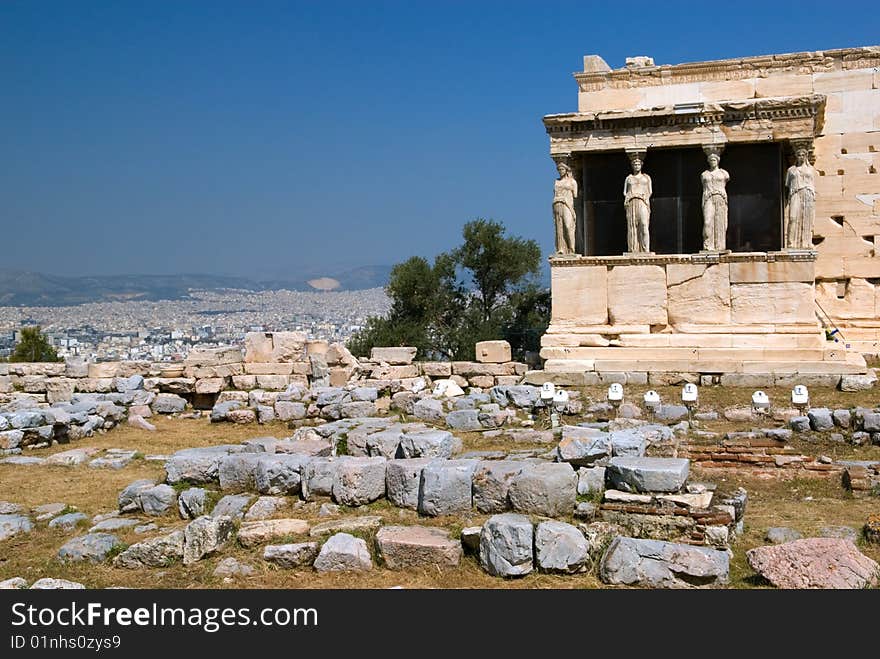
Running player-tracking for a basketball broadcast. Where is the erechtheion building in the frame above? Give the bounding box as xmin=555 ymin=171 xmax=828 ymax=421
xmin=540 ymin=46 xmax=880 ymax=384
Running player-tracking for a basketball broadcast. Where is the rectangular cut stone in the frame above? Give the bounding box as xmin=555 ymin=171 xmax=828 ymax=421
xmin=271 ymin=332 xmax=307 ymax=362
xmin=244 ymin=363 xmax=295 ymax=375
xmin=88 ymin=362 xmax=119 ymax=378
xmin=606 ymin=457 xmax=690 ymax=493
xmin=238 ymin=519 xmax=310 ymax=547
xmin=185 ymin=347 xmax=242 ymax=366
xmin=551 ymin=265 xmax=608 ymax=325
xmin=451 ymin=362 xmax=515 ymax=376
xmin=475 ymin=340 xmax=511 ymax=364
xmin=244 ymin=332 xmax=274 ymax=363
xmin=194 ymin=378 xmax=225 ymax=394
xmin=231 ymin=375 xmax=257 ymax=390
xmin=755 ymin=74 xmax=813 ymax=97
xmin=813 ymin=69 xmax=874 ymax=94
xmin=667 ymin=263 xmax=731 ymax=326
xmin=607 ymin=265 xmax=667 ymax=326
xmin=185 ymin=364 xmax=243 ymax=379
xmin=578 ymin=87 xmax=643 ymax=112
xmin=739 ymin=261 xmax=815 ymax=283
xmin=730 ymin=282 xmax=815 ymax=325
xmin=370 ymin=347 xmax=417 ymax=365
xmin=699 ymin=78 xmax=756 ymax=101
xmin=422 ymin=362 xmax=452 ymax=377
xmin=641 ymin=82 xmax=702 ymax=108
xmin=256 ymin=375 xmax=289 ymax=390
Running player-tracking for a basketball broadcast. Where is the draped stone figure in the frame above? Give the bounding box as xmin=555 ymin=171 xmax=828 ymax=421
xmin=623 ymin=155 xmax=651 ymax=253
xmin=553 ymin=161 xmax=578 ymax=255
xmin=701 ymin=151 xmax=730 ymax=251
xmin=785 ymin=147 xmax=816 ymax=249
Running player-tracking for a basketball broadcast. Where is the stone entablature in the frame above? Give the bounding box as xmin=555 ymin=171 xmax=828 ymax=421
xmin=546 ymin=95 xmax=826 ymax=155
xmin=573 ymin=47 xmax=880 ymax=109
xmin=548 ymin=250 xmax=817 ymax=268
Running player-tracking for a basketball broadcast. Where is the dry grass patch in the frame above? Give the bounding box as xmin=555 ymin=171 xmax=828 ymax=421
xmin=1 ymin=408 xmax=878 ymax=590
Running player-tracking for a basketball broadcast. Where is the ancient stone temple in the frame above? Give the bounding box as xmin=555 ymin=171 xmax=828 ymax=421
xmin=540 ymin=47 xmax=880 ymax=383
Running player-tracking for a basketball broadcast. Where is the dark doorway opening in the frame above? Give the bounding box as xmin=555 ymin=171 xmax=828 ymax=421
xmin=579 ymin=143 xmax=783 ymax=255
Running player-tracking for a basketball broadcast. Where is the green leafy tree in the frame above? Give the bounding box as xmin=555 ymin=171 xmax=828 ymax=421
xmin=9 ymin=326 xmax=61 ymax=363
xmin=348 ymin=219 xmax=547 ymax=361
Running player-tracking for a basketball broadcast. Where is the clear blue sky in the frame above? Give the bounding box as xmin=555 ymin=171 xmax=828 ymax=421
xmin=2 ymin=1 xmax=877 ymax=278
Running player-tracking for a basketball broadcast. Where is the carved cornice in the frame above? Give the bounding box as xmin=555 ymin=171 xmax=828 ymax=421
xmin=573 ymin=46 xmax=880 ymax=92
xmin=543 ymin=95 xmax=826 ymax=139
xmin=549 ymin=251 xmax=817 ymax=267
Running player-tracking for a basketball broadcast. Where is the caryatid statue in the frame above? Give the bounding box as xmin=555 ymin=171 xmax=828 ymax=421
xmin=701 ymin=147 xmax=730 ymax=251
xmin=553 ymin=159 xmax=577 ymax=255
xmin=785 ymin=143 xmax=816 ymax=250
xmin=623 ymin=152 xmax=651 ymax=253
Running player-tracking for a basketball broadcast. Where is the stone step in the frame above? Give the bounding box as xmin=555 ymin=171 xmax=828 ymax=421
xmin=614 ymin=333 xmax=826 ymax=349
xmin=551 ymin=357 xmax=867 ymax=375
xmin=541 ymin=346 xmax=847 ymax=362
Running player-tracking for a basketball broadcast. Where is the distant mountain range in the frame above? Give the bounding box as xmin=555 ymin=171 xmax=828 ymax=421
xmin=0 ymin=266 xmax=393 ymax=306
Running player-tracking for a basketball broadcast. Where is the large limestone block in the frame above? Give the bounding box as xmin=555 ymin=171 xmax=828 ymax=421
xmin=472 ymin=460 xmax=524 ymax=513
xmin=418 ymin=459 xmax=478 ymax=516
xmin=326 ymin=342 xmax=358 ymax=367
xmin=244 ymin=363 xmax=294 ymax=375
xmin=746 ymin=538 xmax=878 ymax=589
xmin=254 ymin=454 xmax=310 ymax=495
xmin=88 ymin=362 xmax=119 ymax=379
xmin=476 ymin=340 xmax=512 ymax=364
xmin=606 ymin=457 xmax=689 ymax=493
xmin=508 ymin=462 xmax=577 ymax=517
xmin=812 ymin=69 xmax=874 ymax=94
xmin=244 ymin=332 xmax=274 ymax=363
xmin=641 ymin=82 xmax=702 ymax=108
xmin=238 ymin=519 xmax=310 ymax=548
xmin=730 ymin=282 xmax=816 ymax=325
xmin=600 ymin=537 xmax=729 ymax=588
xmin=551 ymin=265 xmax=607 ymax=325
xmin=218 ymin=454 xmax=264 ymax=492
xmin=370 ymin=347 xmax=417 ymax=365
xmin=578 ymin=87 xmax=643 ymax=113
xmin=479 ymin=513 xmax=534 ymax=577
xmin=305 ymin=340 xmax=329 ymax=357
xmin=331 ymin=456 xmax=387 ymax=506
xmin=195 ymin=378 xmax=225 ymax=394
xmin=376 ymin=526 xmax=462 ymax=570
xmin=755 ymin=74 xmax=813 ymax=98
xmin=535 ymin=520 xmax=589 ymax=574
xmin=699 ymin=78 xmax=756 ymax=102
xmin=185 ymin=346 xmax=243 ymax=366
xmin=45 ymin=378 xmax=76 ymax=404
xmin=256 ymin=375 xmax=289 ymax=391
xmin=386 ymin=458 xmax=433 ymax=509
xmin=313 ymin=533 xmax=372 ymax=572
xmin=607 ymin=265 xmax=667 ymax=326
xmin=840 ymin=89 xmax=880 ymax=133
xmin=729 ymin=261 xmax=815 ymax=284
xmin=816 ymin=279 xmax=875 ymax=321
xmin=667 ymin=263 xmax=730 ymax=326
xmin=271 ymin=332 xmax=307 ymax=362
xmin=183 ymin=515 xmax=235 ymax=564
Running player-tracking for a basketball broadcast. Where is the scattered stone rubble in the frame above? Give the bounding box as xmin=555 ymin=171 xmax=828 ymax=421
xmin=3 ymin=338 xmax=880 ymax=590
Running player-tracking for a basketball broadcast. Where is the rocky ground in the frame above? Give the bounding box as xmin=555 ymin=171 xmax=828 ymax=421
xmin=0 ymin=384 xmax=878 ymax=590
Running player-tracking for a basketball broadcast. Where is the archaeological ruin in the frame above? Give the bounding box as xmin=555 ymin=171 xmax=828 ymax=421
xmin=1 ymin=46 xmax=879 ymax=592
xmin=542 ymin=46 xmax=880 ymax=381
